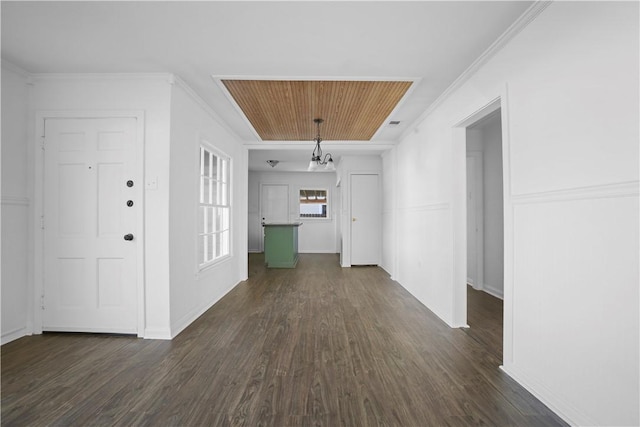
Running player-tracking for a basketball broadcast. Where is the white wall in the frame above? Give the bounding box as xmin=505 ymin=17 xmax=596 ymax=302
xmin=386 ymin=2 xmax=639 ymax=426
xmin=31 ymin=74 xmax=173 ymax=339
xmin=168 ymin=79 xmax=248 ymax=338
xmin=248 ymin=171 xmax=338 ymax=254
xmin=381 ymin=149 xmax=396 ymax=277
xmin=1 ymin=63 xmax=32 ymax=344
xmin=467 ymin=114 xmax=504 ymax=298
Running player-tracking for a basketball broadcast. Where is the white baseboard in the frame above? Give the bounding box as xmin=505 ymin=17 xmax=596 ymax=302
xmin=483 ymin=284 xmax=504 ymax=300
xmin=500 ymin=364 xmax=595 ymax=427
xmin=170 ymin=280 xmax=239 ymax=339
xmin=143 ymin=328 xmax=172 ymax=340
xmin=1 ymin=327 xmax=30 ymax=345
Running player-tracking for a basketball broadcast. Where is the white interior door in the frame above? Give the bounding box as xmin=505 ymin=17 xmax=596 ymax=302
xmin=43 ymin=118 xmax=138 ymax=334
xmin=350 ymin=174 xmax=381 ymax=265
xmin=466 ymin=152 xmax=484 ymax=290
xmin=467 ymin=157 xmax=478 ymax=285
xmin=260 ymin=184 xmax=289 ymax=250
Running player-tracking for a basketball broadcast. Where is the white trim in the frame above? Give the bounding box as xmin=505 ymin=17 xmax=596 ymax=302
xmin=397 ymin=202 xmax=450 ymax=213
xmin=143 ymin=328 xmax=172 ymax=340
xmin=348 ymin=171 xmax=382 ymax=267
xmin=31 ymin=72 xmax=174 ymax=83
xmin=213 ymin=75 xmax=421 ymax=82
xmin=1 ymin=327 xmax=32 ymax=345
xmin=466 ymin=151 xmax=484 ymax=292
xmin=170 ymin=278 xmax=239 ymax=339
xmin=482 ymin=285 xmax=504 ymax=300
xmin=512 ymin=181 xmax=639 ymax=204
xmin=400 ymin=1 xmax=552 ymax=142
xmin=500 ymin=364 xmax=595 ymax=427
xmin=173 ymin=76 xmax=243 ymax=142
xmin=451 ymin=90 xmax=509 ymax=330
xmin=1 ymin=197 xmax=30 ymax=206
xmin=1 ymin=60 xmax=31 ymax=78
xmin=34 ymin=110 xmax=146 ymax=338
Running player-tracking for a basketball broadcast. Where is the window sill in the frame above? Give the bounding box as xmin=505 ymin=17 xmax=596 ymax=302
xmin=196 ymin=254 xmax=232 ymax=277
xmin=297 ymin=217 xmax=332 ymax=223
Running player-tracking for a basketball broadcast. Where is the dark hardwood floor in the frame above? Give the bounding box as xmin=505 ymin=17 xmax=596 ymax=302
xmin=2 ymin=254 xmax=566 ymax=426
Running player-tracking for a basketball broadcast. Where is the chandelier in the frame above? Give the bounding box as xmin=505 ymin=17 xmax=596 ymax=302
xmin=307 ymin=118 xmax=335 ymax=171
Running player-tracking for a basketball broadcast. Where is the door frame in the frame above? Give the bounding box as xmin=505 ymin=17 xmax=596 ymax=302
xmin=34 ymin=111 xmax=146 ymax=337
xmin=346 ymin=171 xmax=381 ymax=267
xmin=466 ymin=150 xmax=484 ymax=291
xmin=451 ymin=86 xmax=513 ymax=365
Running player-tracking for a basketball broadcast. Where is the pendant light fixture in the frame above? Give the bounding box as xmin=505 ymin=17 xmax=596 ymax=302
xmin=307 ymin=118 xmax=335 ymax=171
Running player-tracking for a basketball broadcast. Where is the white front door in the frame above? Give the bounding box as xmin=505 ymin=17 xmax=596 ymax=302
xmin=260 ymin=184 xmax=289 ymax=251
xmin=43 ymin=118 xmax=138 ymax=334
xmin=350 ymin=174 xmax=381 ymax=265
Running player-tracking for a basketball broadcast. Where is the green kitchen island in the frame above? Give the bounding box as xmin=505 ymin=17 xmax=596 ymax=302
xmin=263 ymin=222 xmax=302 ymax=268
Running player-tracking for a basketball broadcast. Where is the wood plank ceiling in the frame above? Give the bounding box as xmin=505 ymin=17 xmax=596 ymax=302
xmin=221 ymin=80 xmax=412 ymax=141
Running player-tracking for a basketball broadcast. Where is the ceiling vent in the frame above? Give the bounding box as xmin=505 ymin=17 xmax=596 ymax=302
xmin=388 ymin=120 xmax=401 ymax=126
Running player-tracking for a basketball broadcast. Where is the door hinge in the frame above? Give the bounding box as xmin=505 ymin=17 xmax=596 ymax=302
xmin=40 ymin=214 xmax=45 ymax=229
xmin=40 ymin=137 xmax=45 ymax=151
xmin=40 ymin=295 xmax=45 ymax=310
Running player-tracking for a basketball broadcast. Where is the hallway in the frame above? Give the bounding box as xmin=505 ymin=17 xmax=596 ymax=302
xmin=2 ymin=254 xmax=565 ymax=426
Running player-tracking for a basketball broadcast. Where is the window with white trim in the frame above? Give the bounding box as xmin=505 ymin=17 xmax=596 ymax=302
xmin=299 ymin=189 xmax=329 ymax=218
xmin=198 ymin=145 xmax=230 ymax=268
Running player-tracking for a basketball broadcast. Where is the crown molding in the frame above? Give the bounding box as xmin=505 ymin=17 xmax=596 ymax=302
xmin=400 ymin=1 xmax=552 ymax=141
xmin=30 ymin=72 xmax=174 ymax=83
xmin=172 ymin=75 xmax=243 ymax=142
xmin=1 ymin=59 xmax=31 ymax=79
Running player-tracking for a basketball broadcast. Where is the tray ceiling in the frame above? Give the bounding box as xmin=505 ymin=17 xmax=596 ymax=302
xmin=221 ymin=80 xmax=413 ymax=141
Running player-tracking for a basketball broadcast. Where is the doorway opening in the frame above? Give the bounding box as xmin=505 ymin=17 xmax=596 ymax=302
xmin=464 ymin=109 xmax=505 ymax=362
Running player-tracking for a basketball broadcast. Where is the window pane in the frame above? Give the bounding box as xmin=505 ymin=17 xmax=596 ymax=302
xmin=221 ymin=158 xmax=228 ymax=183
xmin=207 ymin=207 xmax=214 ymax=233
xmin=299 ymin=189 xmax=328 ymax=218
xmin=212 ymin=182 xmax=218 ymax=205
xmin=222 ymin=207 xmax=230 ymax=231
xmin=202 ymin=178 xmax=210 ymax=204
xmin=221 ymin=180 xmax=227 ymax=205
xmin=198 ymin=145 xmax=230 ymax=268
xmin=211 ymin=154 xmax=218 ymax=179
xmin=203 ymin=150 xmax=210 ymax=178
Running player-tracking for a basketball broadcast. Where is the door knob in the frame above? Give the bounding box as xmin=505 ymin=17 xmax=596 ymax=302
xmin=124 ymin=233 xmax=134 ymax=241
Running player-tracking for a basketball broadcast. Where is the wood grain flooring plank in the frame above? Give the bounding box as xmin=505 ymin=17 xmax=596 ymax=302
xmin=1 ymin=254 xmax=567 ymax=426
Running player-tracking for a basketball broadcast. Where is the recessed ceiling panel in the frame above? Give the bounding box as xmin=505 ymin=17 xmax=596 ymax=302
xmin=221 ymin=80 xmax=412 ymax=141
